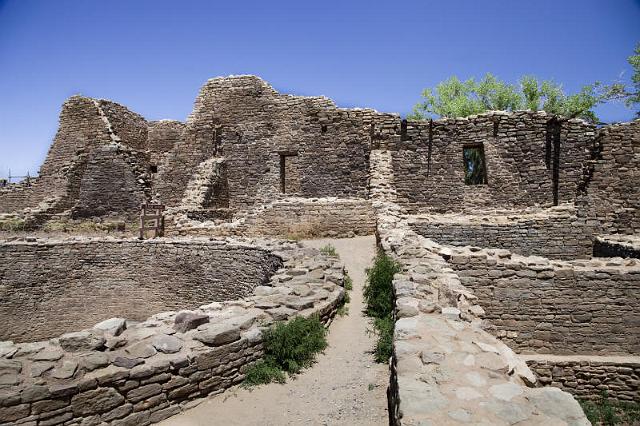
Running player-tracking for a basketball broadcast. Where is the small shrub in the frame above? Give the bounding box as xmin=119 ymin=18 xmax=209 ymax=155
xmin=243 ymin=315 xmax=328 ymax=387
xmin=0 ymin=217 xmax=27 ymax=231
xmin=243 ymin=359 xmax=286 ymax=386
xmin=373 ymin=316 xmax=394 ymax=363
xmin=319 ymin=244 xmax=338 ymax=257
xmin=364 ymin=252 xmax=400 ymax=319
xmin=580 ymin=391 xmax=640 ymax=425
xmin=344 ymin=275 xmax=353 ymax=291
xmin=364 ymin=251 xmax=400 ymax=364
xmin=264 ymin=315 xmax=327 ymax=374
xmin=337 ymin=288 xmax=350 ymax=316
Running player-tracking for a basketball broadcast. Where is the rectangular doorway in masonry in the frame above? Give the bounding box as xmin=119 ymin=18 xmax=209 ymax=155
xmin=279 ymin=152 xmax=300 ymax=194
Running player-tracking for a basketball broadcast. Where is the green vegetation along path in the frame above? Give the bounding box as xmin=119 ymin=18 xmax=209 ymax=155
xmin=160 ymin=235 xmax=388 ymax=426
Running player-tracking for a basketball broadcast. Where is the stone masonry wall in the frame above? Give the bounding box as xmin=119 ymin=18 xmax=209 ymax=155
xmin=0 ymin=97 xmax=152 ymax=221
xmin=0 ymin=237 xmax=346 ymax=426
xmin=71 ymin=145 xmax=150 ymax=219
xmin=155 ymin=76 xmax=396 ymax=211
xmin=580 ymin=119 xmax=640 ymax=235
xmin=371 ymin=202 xmax=589 ymax=425
xmin=174 ymin=197 xmax=376 ymax=238
xmin=525 ymin=355 xmax=640 ymax=402
xmin=409 ymin=205 xmax=593 ymax=260
xmin=445 ymin=247 xmax=640 ymax=355
xmin=0 ymin=238 xmax=282 ymax=342
xmin=388 ymin=111 xmax=594 ymax=213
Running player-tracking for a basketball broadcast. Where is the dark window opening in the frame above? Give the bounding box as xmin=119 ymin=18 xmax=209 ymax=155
xmin=279 ymin=152 xmax=300 ymax=194
xmin=400 ymin=119 xmax=408 ymax=141
xmin=321 ymin=124 xmax=328 ymax=133
xmin=149 ymin=165 xmax=158 ymax=174
xmin=463 ymin=145 xmax=488 ymax=185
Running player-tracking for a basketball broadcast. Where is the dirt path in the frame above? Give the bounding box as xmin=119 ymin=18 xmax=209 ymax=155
xmin=160 ymin=235 xmax=388 ymax=426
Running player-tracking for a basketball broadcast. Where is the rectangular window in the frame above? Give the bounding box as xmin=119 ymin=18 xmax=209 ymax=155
xmin=463 ymin=144 xmax=488 ymax=185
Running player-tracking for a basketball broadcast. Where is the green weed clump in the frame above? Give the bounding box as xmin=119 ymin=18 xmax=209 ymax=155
xmin=364 ymin=251 xmax=400 ymax=363
xmin=319 ymin=244 xmax=338 ymax=257
xmin=243 ymin=315 xmax=327 ymax=387
xmin=580 ymin=391 xmax=640 ymax=425
xmin=336 ymin=279 xmax=351 ymax=317
xmin=0 ymin=216 xmax=27 ymax=231
xmin=344 ymin=275 xmax=353 ymax=291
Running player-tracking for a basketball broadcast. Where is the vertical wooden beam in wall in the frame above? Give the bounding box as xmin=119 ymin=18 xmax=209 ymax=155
xmin=279 ymin=154 xmax=286 ymax=193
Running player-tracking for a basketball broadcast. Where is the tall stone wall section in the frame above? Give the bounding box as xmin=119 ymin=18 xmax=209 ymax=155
xmin=0 ymin=97 xmax=153 ymax=220
xmin=580 ymin=119 xmax=640 ymax=235
xmin=0 ymin=239 xmax=282 ymax=342
xmin=155 ymin=76 xmax=396 ymax=212
xmin=445 ymin=247 xmax=640 ymax=355
xmin=408 ymin=206 xmax=593 ymax=260
xmin=387 ymin=112 xmax=594 ymax=213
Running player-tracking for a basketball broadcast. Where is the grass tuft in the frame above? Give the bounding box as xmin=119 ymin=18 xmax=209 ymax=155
xmin=364 ymin=251 xmax=400 ymax=363
xmin=319 ymin=244 xmax=338 ymax=257
xmin=243 ymin=315 xmax=327 ymax=387
xmin=580 ymin=391 xmax=640 ymax=425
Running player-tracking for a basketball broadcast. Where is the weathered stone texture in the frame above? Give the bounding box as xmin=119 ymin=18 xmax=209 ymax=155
xmin=387 ymin=112 xmax=594 ymax=213
xmin=526 ymin=355 xmax=640 ymax=402
xmin=445 ymin=246 xmax=640 ymax=354
xmin=0 ymin=238 xmax=282 ymax=342
xmin=409 ymin=205 xmax=593 ymax=260
xmin=580 ymin=119 xmax=640 ymax=235
xmin=0 ymin=239 xmax=345 ymax=425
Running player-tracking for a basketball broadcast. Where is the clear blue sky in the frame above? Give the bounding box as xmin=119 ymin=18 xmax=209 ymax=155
xmin=1 ymin=0 xmax=639 ymax=178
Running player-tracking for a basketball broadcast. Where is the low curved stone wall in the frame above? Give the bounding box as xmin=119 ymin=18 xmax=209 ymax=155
xmin=0 ymin=237 xmax=346 ymax=425
xmin=0 ymin=238 xmax=283 ymax=342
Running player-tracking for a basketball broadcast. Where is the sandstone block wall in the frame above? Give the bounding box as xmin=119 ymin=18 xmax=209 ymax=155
xmin=0 ymin=238 xmax=282 ymax=342
xmin=71 ymin=145 xmax=150 ymax=219
xmin=580 ymin=119 xmax=640 ymax=235
xmin=525 ymin=355 xmax=640 ymax=402
xmin=154 ymin=76 xmax=394 ymax=212
xmin=387 ymin=112 xmax=594 ymax=213
xmin=445 ymin=247 xmax=640 ymax=355
xmin=409 ymin=206 xmax=593 ymax=260
xmin=0 ymin=97 xmax=153 ymax=221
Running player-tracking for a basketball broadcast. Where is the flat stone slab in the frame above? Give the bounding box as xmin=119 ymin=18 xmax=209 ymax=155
xmin=193 ymin=324 xmax=241 ymax=347
xmin=174 ymin=312 xmax=209 ymax=333
xmin=152 ymin=334 xmax=183 ymax=354
xmin=59 ymin=331 xmax=105 ymax=352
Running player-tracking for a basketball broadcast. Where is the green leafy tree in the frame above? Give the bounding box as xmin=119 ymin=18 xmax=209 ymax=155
xmin=410 ymin=73 xmax=626 ymax=124
xmin=626 ymin=42 xmax=640 ymax=115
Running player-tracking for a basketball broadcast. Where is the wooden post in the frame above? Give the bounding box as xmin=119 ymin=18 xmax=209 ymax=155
xmin=138 ymin=203 xmax=165 ymax=240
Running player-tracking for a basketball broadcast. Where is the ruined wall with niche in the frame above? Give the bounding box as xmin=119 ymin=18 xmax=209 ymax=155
xmin=445 ymin=247 xmax=640 ymax=355
xmin=579 ymin=119 xmax=640 ymax=235
xmin=386 ymin=112 xmax=594 ymax=213
xmin=154 ymin=76 xmax=395 ymax=213
xmin=0 ymin=238 xmax=282 ymax=342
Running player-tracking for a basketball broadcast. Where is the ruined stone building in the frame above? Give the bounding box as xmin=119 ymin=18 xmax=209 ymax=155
xmin=0 ymin=76 xmax=638 ymax=425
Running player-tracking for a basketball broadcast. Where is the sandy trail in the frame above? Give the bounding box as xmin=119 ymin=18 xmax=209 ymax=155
xmin=160 ymin=235 xmax=388 ymax=426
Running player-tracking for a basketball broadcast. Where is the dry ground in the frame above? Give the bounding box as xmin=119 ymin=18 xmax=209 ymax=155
xmin=160 ymin=235 xmax=389 ymax=426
